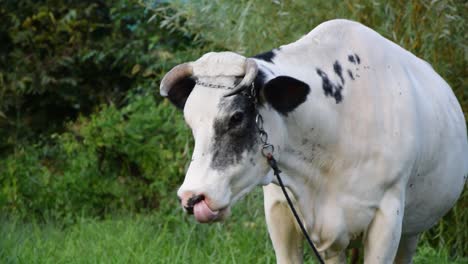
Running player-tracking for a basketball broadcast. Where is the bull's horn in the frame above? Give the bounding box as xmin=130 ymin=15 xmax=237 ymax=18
xmin=160 ymin=62 xmax=194 ymax=97
xmin=224 ymin=58 xmax=258 ymax=97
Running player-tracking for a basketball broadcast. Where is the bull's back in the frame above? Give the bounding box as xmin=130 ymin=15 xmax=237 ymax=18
xmin=336 ymin=19 xmax=468 ymax=232
xmin=302 ymin=20 xmax=468 ymax=232
xmin=399 ymin=56 xmax=467 ymax=233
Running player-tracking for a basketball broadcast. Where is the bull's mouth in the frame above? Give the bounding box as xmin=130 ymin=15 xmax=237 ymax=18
xmin=192 ymin=200 xmax=230 ymax=223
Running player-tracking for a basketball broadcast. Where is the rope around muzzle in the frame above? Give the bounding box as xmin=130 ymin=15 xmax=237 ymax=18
xmin=255 ymin=110 xmax=325 ymax=264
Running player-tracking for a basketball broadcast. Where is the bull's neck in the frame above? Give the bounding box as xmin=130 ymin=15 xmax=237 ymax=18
xmin=261 ymin=95 xmax=341 ymax=229
xmin=262 ymin=94 xmax=340 ymax=174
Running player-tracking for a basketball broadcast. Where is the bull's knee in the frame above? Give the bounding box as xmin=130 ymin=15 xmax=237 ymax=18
xmin=363 ymin=191 xmax=404 ymax=264
xmin=264 ymin=184 xmax=303 ymax=264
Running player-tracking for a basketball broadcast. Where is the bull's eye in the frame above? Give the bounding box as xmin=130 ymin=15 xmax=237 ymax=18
xmin=229 ymin=111 xmax=244 ymax=128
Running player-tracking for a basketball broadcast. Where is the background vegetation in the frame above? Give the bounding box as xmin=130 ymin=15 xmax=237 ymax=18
xmin=0 ymin=0 xmax=466 ymax=262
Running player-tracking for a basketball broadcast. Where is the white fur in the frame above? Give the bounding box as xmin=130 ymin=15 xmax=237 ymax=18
xmin=173 ymin=19 xmax=467 ymax=264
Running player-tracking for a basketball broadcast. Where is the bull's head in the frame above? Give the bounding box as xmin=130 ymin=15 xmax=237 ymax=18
xmin=160 ymin=52 xmax=309 ymax=223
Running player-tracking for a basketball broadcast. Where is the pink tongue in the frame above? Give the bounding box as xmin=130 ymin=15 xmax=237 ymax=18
xmin=194 ymin=200 xmax=219 ymax=223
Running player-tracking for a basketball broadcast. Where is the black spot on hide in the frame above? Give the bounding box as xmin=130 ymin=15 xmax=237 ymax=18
xmin=253 ymin=50 xmax=276 ymax=63
xmin=348 ymin=54 xmax=361 ymax=65
xmin=316 ymin=68 xmax=343 ymax=104
xmin=253 ymin=70 xmax=267 ymax=100
xmin=333 ymin=61 xmax=344 ymax=84
xmin=210 ymin=95 xmax=259 ymax=170
xmin=355 ymin=54 xmax=361 ymax=64
xmin=347 ymin=69 xmax=355 ymax=80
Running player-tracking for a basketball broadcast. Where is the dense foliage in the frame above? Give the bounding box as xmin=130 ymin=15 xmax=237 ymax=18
xmin=0 ymin=0 xmax=199 ymax=222
xmin=0 ymin=0 xmax=194 ymax=152
xmin=0 ymin=0 xmax=466 ymax=258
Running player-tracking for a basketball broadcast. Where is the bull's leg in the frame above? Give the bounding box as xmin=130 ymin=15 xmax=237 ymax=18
xmin=394 ymin=234 xmax=420 ymax=264
xmin=324 ymin=252 xmax=346 ymax=264
xmin=263 ymin=184 xmax=304 ymax=264
xmin=363 ymin=190 xmax=404 ymax=264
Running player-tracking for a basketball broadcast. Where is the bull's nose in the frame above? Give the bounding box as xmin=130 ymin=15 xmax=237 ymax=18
xmin=179 ymin=192 xmax=205 ymax=214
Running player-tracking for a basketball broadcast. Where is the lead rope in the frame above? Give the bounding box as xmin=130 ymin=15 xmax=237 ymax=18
xmin=255 ymin=113 xmax=325 ymax=264
xmin=267 ymin=154 xmax=325 ymax=264
xmin=228 ymin=83 xmax=324 ymax=263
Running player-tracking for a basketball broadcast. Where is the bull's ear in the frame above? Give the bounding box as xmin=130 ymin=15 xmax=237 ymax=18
xmin=164 ymin=77 xmax=196 ymax=109
xmin=262 ymin=76 xmax=310 ymax=115
xmin=160 ymin=63 xmax=195 ymax=110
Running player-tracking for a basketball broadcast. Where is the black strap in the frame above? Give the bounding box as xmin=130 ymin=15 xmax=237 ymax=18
xmin=267 ymin=155 xmax=325 ymax=264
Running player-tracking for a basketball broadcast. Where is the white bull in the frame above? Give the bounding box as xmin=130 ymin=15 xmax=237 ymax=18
xmin=160 ymin=19 xmax=468 ymax=263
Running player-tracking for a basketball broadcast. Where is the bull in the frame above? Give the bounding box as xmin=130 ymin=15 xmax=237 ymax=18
xmin=160 ymin=19 xmax=468 ymax=263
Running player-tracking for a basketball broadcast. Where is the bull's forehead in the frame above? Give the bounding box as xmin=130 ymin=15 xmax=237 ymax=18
xmin=183 ymin=83 xmax=230 ymax=129
xmin=183 ymin=75 xmax=242 ymax=122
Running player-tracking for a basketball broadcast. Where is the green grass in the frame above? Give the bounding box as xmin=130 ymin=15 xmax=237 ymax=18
xmin=1 ymin=189 xmax=466 ymax=264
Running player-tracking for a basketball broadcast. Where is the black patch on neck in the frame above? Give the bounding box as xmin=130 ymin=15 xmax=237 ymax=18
xmin=253 ymin=50 xmax=276 ymax=63
xmin=210 ymin=95 xmax=258 ymax=170
xmin=333 ymin=61 xmax=344 ymax=84
xmin=316 ymin=68 xmax=343 ymax=104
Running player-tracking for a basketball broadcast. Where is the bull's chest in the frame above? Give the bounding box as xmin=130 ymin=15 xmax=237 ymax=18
xmin=301 ymin=188 xmax=377 ymax=254
xmin=280 ymin=143 xmax=382 ymax=252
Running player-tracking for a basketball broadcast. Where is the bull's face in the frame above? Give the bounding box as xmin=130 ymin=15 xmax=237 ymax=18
xmin=160 ymin=52 xmax=310 ymax=223
xmin=180 ymin=83 xmax=269 ymax=222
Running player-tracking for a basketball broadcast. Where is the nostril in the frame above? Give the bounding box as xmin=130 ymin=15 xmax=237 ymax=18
xmin=184 ymin=194 xmax=205 ymax=215
xmin=187 ymin=194 xmax=205 ymax=207
xmin=184 ymin=206 xmax=194 ymax=215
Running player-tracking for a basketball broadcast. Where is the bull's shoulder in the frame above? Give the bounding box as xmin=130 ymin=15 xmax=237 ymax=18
xmin=296 ymin=19 xmax=379 ymax=45
xmin=278 ymin=19 xmax=398 ymax=67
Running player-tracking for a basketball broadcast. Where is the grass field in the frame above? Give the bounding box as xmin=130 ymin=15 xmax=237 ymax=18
xmin=1 ymin=189 xmax=466 ymax=264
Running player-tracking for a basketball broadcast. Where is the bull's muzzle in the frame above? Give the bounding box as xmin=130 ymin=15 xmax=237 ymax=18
xmin=178 ymin=192 xmax=226 ymax=223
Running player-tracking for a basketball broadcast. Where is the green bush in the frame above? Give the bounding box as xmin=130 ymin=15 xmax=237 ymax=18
xmin=0 ymin=144 xmax=52 ymax=218
xmin=0 ymin=0 xmax=195 ymax=154
xmin=0 ymin=93 xmax=192 ymax=222
xmin=0 ymin=0 xmax=203 ymax=222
